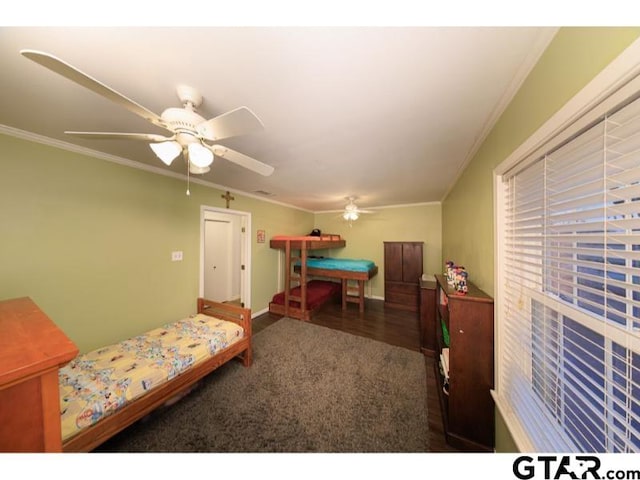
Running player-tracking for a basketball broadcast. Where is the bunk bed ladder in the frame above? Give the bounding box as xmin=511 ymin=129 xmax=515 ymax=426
xmin=299 ymin=241 xmax=307 ymax=313
xmin=283 ymin=239 xmax=308 ymax=317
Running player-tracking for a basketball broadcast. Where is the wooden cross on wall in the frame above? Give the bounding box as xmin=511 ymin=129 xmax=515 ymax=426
xmin=221 ymin=191 xmax=235 ymax=208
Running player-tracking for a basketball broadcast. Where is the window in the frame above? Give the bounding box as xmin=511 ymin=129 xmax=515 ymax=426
xmin=495 ymin=44 xmax=640 ymax=452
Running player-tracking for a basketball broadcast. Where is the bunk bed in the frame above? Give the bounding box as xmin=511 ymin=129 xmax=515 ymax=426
xmin=269 ymin=235 xmax=378 ymax=320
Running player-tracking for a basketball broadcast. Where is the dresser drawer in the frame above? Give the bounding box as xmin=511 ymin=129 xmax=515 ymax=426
xmin=386 ymin=290 xmax=417 ymax=305
xmin=385 ymin=282 xmax=418 ymax=295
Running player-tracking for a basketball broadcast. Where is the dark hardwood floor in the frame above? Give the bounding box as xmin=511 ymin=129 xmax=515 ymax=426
xmin=253 ymin=296 xmax=463 ymax=453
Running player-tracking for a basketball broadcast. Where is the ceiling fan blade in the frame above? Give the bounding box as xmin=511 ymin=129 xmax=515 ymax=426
xmin=197 ymin=106 xmax=264 ymax=142
xmin=65 ymin=131 xmax=174 ymax=142
xmin=21 ymin=49 xmax=167 ymax=130
xmin=209 ymin=145 xmax=274 ymax=177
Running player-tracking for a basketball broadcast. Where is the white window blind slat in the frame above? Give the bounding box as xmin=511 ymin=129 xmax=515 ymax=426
xmin=607 ymin=201 xmax=640 ymax=219
xmin=606 ymin=127 xmax=640 ymax=155
xmin=547 ymin=205 xmax=605 ymax=223
xmin=546 ymin=180 xmax=604 ymax=204
xmin=606 ymin=150 xmax=640 ymax=170
xmin=608 ymin=166 xmax=640 ymax=185
xmin=546 ymin=221 xmax=608 ymax=234
xmin=546 ymin=158 xmax=604 ymax=183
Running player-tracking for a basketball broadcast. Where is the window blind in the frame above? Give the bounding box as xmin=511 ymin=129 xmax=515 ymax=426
xmin=500 ymin=93 xmax=640 ymax=452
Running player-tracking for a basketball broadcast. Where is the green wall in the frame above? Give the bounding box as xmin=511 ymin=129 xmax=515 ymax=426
xmin=0 ymin=134 xmax=313 ymax=353
xmin=314 ymin=203 xmax=442 ymax=298
xmin=0 ymin=132 xmax=441 ymax=355
xmin=441 ymin=27 xmax=640 ymax=452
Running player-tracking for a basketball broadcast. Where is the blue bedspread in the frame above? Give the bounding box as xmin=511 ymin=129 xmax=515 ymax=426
xmin=299 ymin=258 xmax=376 ymax=272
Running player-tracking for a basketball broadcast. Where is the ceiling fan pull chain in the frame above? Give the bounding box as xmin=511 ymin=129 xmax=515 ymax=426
xmin=186 ymin=163 xmax=191 ymax=196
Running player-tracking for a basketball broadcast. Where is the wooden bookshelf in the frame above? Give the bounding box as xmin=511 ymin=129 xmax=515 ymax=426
xmin=433 ymin=274 xmax=494 ymax=451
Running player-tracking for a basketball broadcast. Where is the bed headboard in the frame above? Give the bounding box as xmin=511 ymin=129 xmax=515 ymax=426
xmin=197 ymin=298 xmax=252 ymax=337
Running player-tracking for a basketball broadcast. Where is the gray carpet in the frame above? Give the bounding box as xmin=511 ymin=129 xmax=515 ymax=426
xmin=96 ymin=317 xmax=429 ymax=452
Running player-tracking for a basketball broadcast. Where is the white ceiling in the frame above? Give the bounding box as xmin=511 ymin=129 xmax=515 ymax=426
xmin=0 ymin=26 xmax=557 ymax=212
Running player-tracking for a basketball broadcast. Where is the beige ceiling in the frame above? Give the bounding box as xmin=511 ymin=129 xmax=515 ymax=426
xmin=0 ymin=26 xmax=557 ymax=212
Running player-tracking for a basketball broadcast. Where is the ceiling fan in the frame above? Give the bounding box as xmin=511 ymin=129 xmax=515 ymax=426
xmin=20 ymin=49 xmax=274 ymax=181
xmin=342 ymin=196 xmax=374 ymax=225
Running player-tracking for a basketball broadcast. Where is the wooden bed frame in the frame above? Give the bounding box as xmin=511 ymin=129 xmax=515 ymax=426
xmin=62 ymin=298 xmax=252 ymax=452
xmin=269 ymin=235 xmax=377 ymax=318
xmin=269 ymin=234 xmax=346 ymax=251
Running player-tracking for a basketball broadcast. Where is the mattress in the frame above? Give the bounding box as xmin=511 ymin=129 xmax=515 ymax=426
xmin=271 ymin=279 xmax=341 ymax=309
xmin=301 ymin=258 xmax=376 ymax=272
xmin=59 ymin=313 xmax=244 ymax=441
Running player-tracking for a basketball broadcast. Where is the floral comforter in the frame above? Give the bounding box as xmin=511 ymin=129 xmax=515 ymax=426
xmin=59 ymin=313 xmax=243 ymax=441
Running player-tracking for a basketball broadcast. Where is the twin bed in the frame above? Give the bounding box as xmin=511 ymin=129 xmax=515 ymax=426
xmin=0 ymin=296 xmax=252 ymax=453
xmin=60 ymin=298 xmax=252 ymax=452
xmin=269 ymin=235 xmax=378 ymax=320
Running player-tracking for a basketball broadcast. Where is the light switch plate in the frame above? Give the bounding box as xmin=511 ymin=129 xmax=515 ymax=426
xmin=171 ymin=251 xmax=183 ymax=261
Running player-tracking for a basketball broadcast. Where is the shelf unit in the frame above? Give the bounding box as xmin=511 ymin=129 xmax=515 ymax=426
xmin=434 ymin=274 xmax=494 ymax=451
xmin=419 ymin=279 xmax=437 ymax=356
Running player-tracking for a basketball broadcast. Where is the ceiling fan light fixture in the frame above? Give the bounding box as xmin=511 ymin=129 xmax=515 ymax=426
xmin=189 ymin=164 xmax=211 ymax=175
xmin=188 ymin=143 xmax=214 ymax=168
xmin=343 ymin=211 xmax=359 ymax=221
xmin=150 ymin=141 xmax=181 ymax=165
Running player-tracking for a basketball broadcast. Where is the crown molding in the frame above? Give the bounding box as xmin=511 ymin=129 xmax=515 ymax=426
xmin=0 ymin=123 xmax=311 ymax=212
xmin=441 ymin=27 xmax=559 ymax=201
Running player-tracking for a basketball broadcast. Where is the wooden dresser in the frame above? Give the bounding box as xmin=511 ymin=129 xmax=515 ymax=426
xmin=0 ymin=297 xmax=78 ymax=452
xmin=383 ymin=241 xmax=423 ymax=312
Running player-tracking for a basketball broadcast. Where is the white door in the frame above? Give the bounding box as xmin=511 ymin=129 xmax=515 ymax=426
xmin=200 ymin=206 xmax=250 ymax=309
xmin=204 ymin=219 xmax=232 ymax=302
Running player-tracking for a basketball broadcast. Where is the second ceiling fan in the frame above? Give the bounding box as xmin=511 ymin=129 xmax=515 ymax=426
xmin=21 ymin=49 xmax=274 ymax=178
xmin=342 ymin=197 xmax=374 ymax=224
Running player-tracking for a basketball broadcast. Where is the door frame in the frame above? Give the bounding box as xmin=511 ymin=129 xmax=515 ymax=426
xmin=199 ymin=204 xmax=252 ymax=309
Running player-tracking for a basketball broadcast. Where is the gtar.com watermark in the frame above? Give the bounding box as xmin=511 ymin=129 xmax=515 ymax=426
xmin=513 ymin=455 xmax=640 ymax=480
